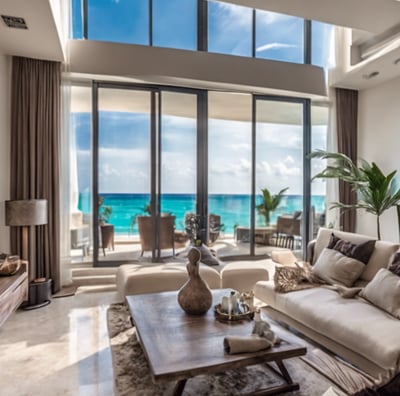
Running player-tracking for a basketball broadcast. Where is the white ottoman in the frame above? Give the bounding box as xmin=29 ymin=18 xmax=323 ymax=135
xmin=220 ymin=260 xmax=272 ymax=293
xmin=116 ymin=262 xmax=221 ymax=300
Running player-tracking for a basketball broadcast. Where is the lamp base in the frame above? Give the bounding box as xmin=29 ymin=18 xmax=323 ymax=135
xmin=22 ymin=300 xmax=51 ymax=310
xmin=22 ymin=278 xmax=52 ymax=310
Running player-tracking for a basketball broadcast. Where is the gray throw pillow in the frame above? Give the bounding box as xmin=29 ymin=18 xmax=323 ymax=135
xmin=313 ymin=248 xmax=365 ymax=287
xmin=197 ymin=244 xmax=223 ymax=267
xmin=327 ymin=233 xmax=376 ymax=265
xmin=360 ymin=268 xmax=400 ymax=319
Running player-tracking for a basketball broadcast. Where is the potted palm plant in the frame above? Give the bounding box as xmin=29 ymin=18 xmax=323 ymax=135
xmin=257 ymin=187 xmax=289 ymax=226
xmin=98 ymin=196 xmax=112 ymax=225
xmin=310 ymin=150 xmax=400 ymax=239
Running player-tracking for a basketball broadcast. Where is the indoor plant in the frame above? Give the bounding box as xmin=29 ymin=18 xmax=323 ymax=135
xmin=257 ymin=187 xmax=289 ymax=226
xmin=310 ymin=149 xmax=400 ymax=239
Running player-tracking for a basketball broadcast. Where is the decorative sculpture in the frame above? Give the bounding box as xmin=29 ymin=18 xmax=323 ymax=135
xmin=177 ymin=247 xmax=212 ymax=315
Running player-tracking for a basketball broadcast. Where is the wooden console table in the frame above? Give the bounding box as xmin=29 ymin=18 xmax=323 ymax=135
xmin=0 ymin=262 xmax=28 ymax=327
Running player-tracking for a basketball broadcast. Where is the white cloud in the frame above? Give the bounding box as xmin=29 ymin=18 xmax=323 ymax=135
xmin=231 ymin=143 xmax=251 ymax=152
xmin=216 ymin=3 xmax=252 ymax=28
xmin=256 ymin=43 xmax=297 ymax=52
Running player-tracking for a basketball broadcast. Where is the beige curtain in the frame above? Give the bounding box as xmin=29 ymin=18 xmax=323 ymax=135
xmin=336 ymin=87 xmax=358 ymax=233
xmin=10 ymin=56 xmax=61 ymax=292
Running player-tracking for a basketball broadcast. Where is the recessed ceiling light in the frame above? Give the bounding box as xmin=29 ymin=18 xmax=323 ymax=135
xmin=362 ymin=71 xmax=380 ymax=80
xmin=1 ymin=15 xmax=28 ymax=29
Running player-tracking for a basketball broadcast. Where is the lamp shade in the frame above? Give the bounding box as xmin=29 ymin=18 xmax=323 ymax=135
xmin=5 ymin=199 xmax=48 ymax=226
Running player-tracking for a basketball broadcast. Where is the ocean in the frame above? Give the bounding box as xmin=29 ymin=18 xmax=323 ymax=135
xmin=78 ymin=193 xmax=326 ymax=236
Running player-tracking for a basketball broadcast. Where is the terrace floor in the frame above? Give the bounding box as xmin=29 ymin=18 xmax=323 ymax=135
xmin=70 ymin=234 xmax=302 ymax=265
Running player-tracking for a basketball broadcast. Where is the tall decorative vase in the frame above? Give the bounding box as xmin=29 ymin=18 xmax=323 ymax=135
xmin=178 ymin=247 xmax=212 ymax=315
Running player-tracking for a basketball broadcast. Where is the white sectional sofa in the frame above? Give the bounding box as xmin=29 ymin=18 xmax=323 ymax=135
xmin=254 ymin=228 xmax=400 ymax=383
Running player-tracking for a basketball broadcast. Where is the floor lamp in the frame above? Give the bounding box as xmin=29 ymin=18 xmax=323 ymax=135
xmin=5 ymin=199 xmax=51 ymax=309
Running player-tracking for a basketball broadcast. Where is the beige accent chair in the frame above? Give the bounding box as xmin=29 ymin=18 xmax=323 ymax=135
xmin=137 ymin=215 xmax=176 ymax=256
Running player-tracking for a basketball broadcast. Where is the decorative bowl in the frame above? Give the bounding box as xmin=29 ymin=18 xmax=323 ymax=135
xmin=214 ymin=303 xmax=254 ymax=323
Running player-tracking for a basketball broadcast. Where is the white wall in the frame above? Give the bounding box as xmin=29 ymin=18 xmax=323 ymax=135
xmin=0 ymin=51 xmax=11 ymax=252
xmin=357 ymin=77 xmax=400 ymax=241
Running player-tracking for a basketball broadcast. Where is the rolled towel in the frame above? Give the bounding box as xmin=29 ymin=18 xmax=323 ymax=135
xmin=223 ymin=335 xmax=273 ymax=354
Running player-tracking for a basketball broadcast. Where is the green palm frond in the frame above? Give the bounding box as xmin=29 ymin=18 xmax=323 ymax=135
xmin=310 ymin=149 xmax=400 ymax=239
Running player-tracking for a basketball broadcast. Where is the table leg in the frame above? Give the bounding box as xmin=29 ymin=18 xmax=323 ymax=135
xmin=172 ymin=379 xmax=187 ymax=396
xmin=241 ymin=360 xmax=299 ymax=396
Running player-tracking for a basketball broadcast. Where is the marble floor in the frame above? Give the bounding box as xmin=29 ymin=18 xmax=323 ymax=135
xmin=0 ymin=289 xmax=121 ymax=396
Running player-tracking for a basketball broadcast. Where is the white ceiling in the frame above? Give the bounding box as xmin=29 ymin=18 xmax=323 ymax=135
xmin=1 ymin=0 xmax=400 ymax=90
xmin=0 ymin=0 xmax=64 ymax=61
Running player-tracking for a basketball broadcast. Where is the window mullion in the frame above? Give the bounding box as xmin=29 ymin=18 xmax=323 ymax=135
xmin=198 ymin=0 xmax=207 ymax=51
xmin=304 ymin=19 xmax=312 ymax=64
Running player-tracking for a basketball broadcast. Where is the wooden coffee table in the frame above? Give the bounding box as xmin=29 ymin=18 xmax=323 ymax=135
xmin=126 ymin=289 xmax=306 ymax=395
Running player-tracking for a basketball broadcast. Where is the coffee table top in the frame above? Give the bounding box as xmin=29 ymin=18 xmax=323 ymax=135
xmin=126 ymin=289 xmax=306 ymax=383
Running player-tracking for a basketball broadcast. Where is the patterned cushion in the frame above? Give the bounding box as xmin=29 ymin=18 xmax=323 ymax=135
xmin=274 ymin=262 xmax=316 ymax=293
xmin=389 ymin=252 xmax=400 ymax=276
xmin=327 ymin=233 xmax=376 ymax=265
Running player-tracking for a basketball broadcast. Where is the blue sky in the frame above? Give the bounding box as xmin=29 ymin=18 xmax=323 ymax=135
xmin=71 ymin=1 xmax=331 ymax=196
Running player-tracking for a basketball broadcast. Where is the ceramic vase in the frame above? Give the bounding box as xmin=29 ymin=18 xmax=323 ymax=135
xmin=178 ymin=247 xmax=212 ymax=315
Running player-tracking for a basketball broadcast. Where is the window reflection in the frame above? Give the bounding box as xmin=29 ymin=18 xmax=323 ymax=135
xmin=256 ymin=10 xmax=303 ymax=63
xmin=208 ymin=0 xmax=252 ymax=57
xmin=87 ymin=0 xmax=149 ymax=45
xmin=153 ymin=0 xmax=197 ymax=50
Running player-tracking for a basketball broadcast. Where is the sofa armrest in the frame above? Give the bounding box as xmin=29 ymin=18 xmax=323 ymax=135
xmin=307 ymin=239 xmax=316 ymax=264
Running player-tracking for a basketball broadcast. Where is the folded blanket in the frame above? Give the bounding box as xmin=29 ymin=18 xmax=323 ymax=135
xmin=327 ymin=284 xmax=363 ymax=299
xmin=223 ymin=335 xmax=273 ymax=354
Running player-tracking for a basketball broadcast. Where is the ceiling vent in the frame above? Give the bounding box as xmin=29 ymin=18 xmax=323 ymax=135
xmin=1 ymin=15 xmax=28 ymax=29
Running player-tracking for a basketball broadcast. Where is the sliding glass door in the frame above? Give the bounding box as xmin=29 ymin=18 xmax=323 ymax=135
xmin=208 ymin=92 xmax=252 ymax=257
xmin=159 ymin=91 xmax=198 ymax=255
xmin=95 ymin=87 xmax=152 ymax=264
xmin=71 ymin=83 xmax=314 ymax=265
xmin=92 ymin=84 xmax=203 ymax=265
xmin=207 ymin=93 xmax=310 ymax=259
xmin=254 ymin=98 xmax=307 ymax=257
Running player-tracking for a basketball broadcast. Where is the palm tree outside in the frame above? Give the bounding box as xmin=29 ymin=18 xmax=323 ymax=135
xmin=257 ymin=187 xmax=289 ymax=226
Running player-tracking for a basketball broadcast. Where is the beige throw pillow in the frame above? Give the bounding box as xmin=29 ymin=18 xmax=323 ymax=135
xmin=271 ymin=250 xmax=297 ymax=266
xmin=313 ymin=248 xmax=365 ymax=287
xmin=359 ymin=268 xmax=400 ymax=319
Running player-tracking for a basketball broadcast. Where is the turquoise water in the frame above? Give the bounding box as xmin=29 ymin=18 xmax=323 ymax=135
xmin=79 ymin=193 xmax=325 ymax=235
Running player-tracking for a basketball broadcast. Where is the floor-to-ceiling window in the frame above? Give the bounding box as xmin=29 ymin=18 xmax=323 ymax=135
xmin=69 ymin=85 xmax=93 ymax=263
xmin=208 ymin=92 xmax=252 ymax=256
xmin=160 ymin=91 xmax=198 ymax=238
xmin=95 ymin=87 xmax=152 ymax=263
xmin=311 ymin=103 xmax=329 ymax=233
xmin=68 ymin=84 xmax=325 ymax=264
xmin=254 ymin=98 xmax=306 ymax=257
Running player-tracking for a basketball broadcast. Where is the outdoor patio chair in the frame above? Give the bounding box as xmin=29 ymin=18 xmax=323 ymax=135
xmin=137 ymin=215 xmax=176 ymax=256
